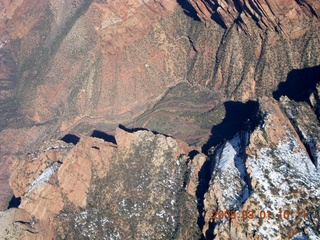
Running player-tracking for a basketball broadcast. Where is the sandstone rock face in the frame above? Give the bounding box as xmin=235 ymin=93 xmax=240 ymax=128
xmin=5 ymin=128 xmax=200 ymax=239
xmin=188 ymin=0 xmax=320 ymax=38
xmin=57 ymin=128 xmax=198 ymax=239
xmin=9 ymin=141 xmax=72 ymax=239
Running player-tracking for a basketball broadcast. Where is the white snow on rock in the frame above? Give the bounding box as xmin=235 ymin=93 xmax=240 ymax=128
xmin=28 ymin=162 xmax=61 ymax=193
xmin=246 ymin=131 xmax=320 ymax=239
xmin=209 ymin=131 xmax=251 ymax=209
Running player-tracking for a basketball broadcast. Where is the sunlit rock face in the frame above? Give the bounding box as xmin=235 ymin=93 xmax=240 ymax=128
xmin=5 ymin=128 xmax=200 ymax=239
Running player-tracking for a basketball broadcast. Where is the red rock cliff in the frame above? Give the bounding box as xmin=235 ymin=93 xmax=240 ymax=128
xmin=188 ymin=0 xmax=320 ymax=38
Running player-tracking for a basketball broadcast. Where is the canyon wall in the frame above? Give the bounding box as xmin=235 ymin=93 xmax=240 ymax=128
xmin=0 ymin=0 xmax=319 ymax=158
xmin=188 ymin=0 xmax=320 ymax=38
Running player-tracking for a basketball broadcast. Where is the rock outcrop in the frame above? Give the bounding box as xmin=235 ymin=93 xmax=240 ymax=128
xmin=5 ymin=128 xmax=200 ymax=239
xmin=188 ymin=0 xmax=320 ymax=38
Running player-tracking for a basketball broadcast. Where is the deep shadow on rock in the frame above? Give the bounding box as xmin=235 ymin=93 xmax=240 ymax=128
xmin=7 ymin=195 xmax=21 ymax=209
xmin=118 ymin=124 xmax=168 ymax=137
xmin=118 ymin=124 xmax=150 ymax=133
xmin=177 ymin=0 xmax=227 ymax=28
xmin=273 ymin=65 xmax=320 ymax=102
xmin=202 ymin=100 xmax=261 ymax=154
xmin=61 ymin=134 xmax=80 ymax=145
xmin=196 ymin=100 xmax=260 ymax=239
xmin=196 ymin=158 xmax=213 ymax=239
xmin=91 ymin=130 xmax=116 ymax=144
xmin=176 ymin=0 xmax=201 ymax=22
xmin=206 ymin=0 xmax=228 ymax=29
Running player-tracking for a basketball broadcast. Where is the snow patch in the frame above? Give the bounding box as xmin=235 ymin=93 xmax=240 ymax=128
xmin=210 ymin=132 xmax=251 ymax=209
xmin=246 ymin=131 xmax=320 ymax=239
xmin=28 ymin=162 xmax=61 ymax=193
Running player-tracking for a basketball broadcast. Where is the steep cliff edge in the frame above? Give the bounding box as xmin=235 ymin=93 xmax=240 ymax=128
xmin=188 ymin=0 xmax=320 ymax=38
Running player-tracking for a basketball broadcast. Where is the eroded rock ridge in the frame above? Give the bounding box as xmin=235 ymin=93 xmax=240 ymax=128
xmin=188 ymin=0 xmax=320 ymax=38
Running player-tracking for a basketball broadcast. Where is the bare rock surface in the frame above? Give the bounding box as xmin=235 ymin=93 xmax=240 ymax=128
xmin=5 ymin=128 xmax=200 ymax=239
